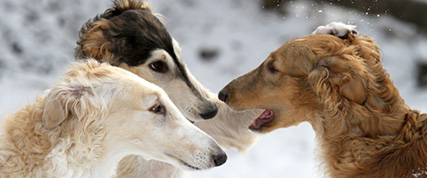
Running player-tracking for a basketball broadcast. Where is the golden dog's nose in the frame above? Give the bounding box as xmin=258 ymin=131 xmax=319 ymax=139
xmin=218 ymin=88 xmax=229 ymax=104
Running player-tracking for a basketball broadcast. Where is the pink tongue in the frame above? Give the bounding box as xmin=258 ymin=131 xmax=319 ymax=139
xmin=250 ymin=119 xmax=261 ymax=130
xmin=259 ymin=110 xmax=274 ymax=119
xmin=250 ymin=110 xmax=274 ymax=130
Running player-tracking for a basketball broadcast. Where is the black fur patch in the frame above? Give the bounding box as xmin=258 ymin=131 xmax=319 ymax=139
xmin=78 ymin=0 xmax=204 ymax=100
xmin=107 ymin=9 xmax=174 ymax=67
xmin=106 ymin=10 xmax=202 ymax=99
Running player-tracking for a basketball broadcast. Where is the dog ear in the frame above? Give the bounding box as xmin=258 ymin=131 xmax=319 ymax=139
xmin=76 ymin=19 xmax=115 ymax=63
xmin=308 ymin=58 xmax=367 ymax=105
xmin=42 ymin=94 xmax=68 ymax=129
xmin=42 ymin=84 xmax=93 ymax=129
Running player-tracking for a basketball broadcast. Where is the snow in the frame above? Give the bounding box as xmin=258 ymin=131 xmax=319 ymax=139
xmin=1 ymin=0 xmax=427 ymax=177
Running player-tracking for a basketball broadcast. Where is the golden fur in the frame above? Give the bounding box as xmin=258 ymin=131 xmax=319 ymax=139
xmin=0 ymin=60 xmax=226 ymax=177
xmin=222 ymin=34 xmax=427 ymax=178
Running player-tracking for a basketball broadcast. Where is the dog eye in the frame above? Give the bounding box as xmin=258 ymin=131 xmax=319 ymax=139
xmin=267 ymin=62 xmax=278 ymax=73
xmin=149 ymin=61 xmax=168 ymax=73
xmin=149 ymin=104 xmax=166 ymax=115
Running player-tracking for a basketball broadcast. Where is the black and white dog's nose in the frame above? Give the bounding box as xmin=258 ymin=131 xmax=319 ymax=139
xmin=199 ymin=102 xmax=218 ymax=119
xmin=218 ymin=88 xmax=229 ymax=104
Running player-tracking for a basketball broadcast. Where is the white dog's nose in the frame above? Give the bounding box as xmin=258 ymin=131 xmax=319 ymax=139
xmin=211 ymin=153 xmax=227 ymax=166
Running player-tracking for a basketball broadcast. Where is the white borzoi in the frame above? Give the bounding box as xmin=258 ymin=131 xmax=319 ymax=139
xmin=0 ymin=60 xmax=226 ymax=178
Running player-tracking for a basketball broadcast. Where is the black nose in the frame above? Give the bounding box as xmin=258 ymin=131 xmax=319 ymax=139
xmin=218 ymin=88 xmax=229 ymax=104
xmin=199 ymin=102 xmax=218 ymax=119
xmin=212 ymin=154 xmax=227 ymax=167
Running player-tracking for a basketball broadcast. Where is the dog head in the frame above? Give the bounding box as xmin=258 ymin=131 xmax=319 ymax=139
xmin=42 ymin=60 xmax=227 ymax=170
xmin=219 ymin=34 xmax=380 ymax=133
xmin=75 ymin=0 xmax=217 ymax=122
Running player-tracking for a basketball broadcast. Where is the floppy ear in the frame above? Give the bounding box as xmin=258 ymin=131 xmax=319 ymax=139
xmin=309 ymin=59 xmax=367 ymax=105
xmin=76 ymin=18 xmax=115 ymax=62
xmin=42 ymin=84 xmax=93 ymax=129
xmin=42 ymin=93 xmax=68 ymax=129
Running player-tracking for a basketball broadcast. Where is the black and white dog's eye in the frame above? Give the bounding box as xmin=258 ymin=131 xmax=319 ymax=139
xmin=267 ymin=62 xmax=278 ymax=73
xmin=149 ymin=104 xmax=166 ymax=115
xmin=149 ymin=61 xmax=168 ymax=73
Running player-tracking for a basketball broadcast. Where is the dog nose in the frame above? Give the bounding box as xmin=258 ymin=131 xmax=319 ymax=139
xmin=199 ymin=102 xmax=218 ymax=119
xmin=211 ymin=153 xmax=227 ymax=167
xmin=218 ymin=88 xmax=229 ymax=104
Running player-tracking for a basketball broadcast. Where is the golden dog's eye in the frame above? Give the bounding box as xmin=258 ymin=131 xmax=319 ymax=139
xmin=149 ymin=61 xmax=168 ymax=73
xmin=149 ymin=104 xmax=166 ymax=115
xmin=267 ymin=61 xmax=278 ymax=73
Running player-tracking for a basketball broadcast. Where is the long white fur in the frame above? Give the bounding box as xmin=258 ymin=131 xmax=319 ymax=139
xmin=0 ymin=60 xmax=224 ymax=178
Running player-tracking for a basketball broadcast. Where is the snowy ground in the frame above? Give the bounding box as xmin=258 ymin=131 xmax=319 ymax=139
xmin=1 ymin=0 xmax=427 ymax=177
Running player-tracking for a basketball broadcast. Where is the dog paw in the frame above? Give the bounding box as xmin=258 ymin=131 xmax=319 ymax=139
xmin=312 ymin=22 xmax=357 ymax=39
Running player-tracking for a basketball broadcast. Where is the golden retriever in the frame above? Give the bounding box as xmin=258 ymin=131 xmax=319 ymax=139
xmin=0 ymin=60 xmax=226 ymax=178
xmin=219 ymin=24 xmax=427 ymax=178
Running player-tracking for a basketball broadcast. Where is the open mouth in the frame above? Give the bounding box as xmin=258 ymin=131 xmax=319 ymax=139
xmin=249 ymin=109 xmax=275 ymax=131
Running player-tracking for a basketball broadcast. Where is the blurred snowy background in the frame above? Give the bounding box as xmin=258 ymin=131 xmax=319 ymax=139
xmin=1 ymin=0 xmax=427 ymax=177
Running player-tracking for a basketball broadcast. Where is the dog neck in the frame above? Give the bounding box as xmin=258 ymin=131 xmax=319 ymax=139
xmin=58 ymin=115 xmax=146 ymax=178
xmin=89 ymin=148 xmax=134 ymax=178
xmin=46 ymin=117 xmax=144 ymax=178
xmin=312 ymin=88 xmax=427 ymax=177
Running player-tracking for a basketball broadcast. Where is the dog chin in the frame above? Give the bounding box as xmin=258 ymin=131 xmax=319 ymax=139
xmin=165 ymin=153 xmax=203 ymax=170
xmin=178 ymin=160 xmax=202 ymax=171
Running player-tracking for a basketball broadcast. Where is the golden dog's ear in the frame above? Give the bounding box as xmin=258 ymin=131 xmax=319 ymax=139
xmin=76 ymin=19 xmax=115 ymax=62
xmin=42 ymin=84 xmax=94 ymax=129
xmin=309 ymin=59 xmax=367 ymax=105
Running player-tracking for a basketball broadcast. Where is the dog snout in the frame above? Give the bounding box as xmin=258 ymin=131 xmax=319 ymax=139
xmin=209 ymin=142 xmax=227 ymax=167
xmin=199 ymin=102 xmax=218 ymax=119
xmin=218 ymin=88 xmax=229 ymax=104
xmin=211 ymin=153 xmax=227 ymax=167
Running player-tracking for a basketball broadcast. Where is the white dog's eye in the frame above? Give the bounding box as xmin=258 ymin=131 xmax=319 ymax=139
xmin=149 ymin=104 xmax=166 ymax=115
xmin=149 ymin=61 xmax=168 ymax=73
